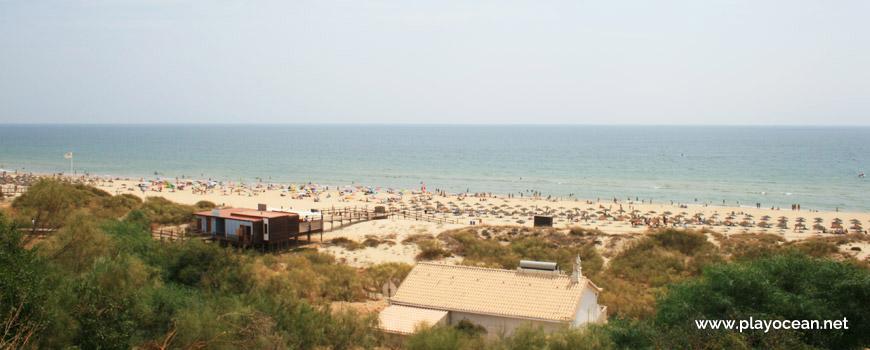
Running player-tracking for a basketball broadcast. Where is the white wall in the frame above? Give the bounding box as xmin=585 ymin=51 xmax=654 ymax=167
xmin=449 ymin=311 xmax=565 ymax=339
xmin=572 ymin=288 xmax=602 ymax=327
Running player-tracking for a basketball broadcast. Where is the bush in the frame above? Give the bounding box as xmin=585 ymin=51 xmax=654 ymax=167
xmin=607 ymin=238 xmax=686 ymax=286
xmin=362 ymin=237 xmax=382 ymax=247
xmin=792 ymin=240 xmax=839 ymax=258
xmin=193 ymin=200 xmax=217 ymax=211
xmin=11 ymin=179 xmax=140 ymax=230
xmin=649 ymin=229 xmax=712 ymax=256
xmin=417 ymin=239 xmax=450 ymax=260
xmin=364 ymin=262 xmax=412 ymax=294
xmin=37 ymin=213 xmax=115 ymax=274
xmin=656 ymin=254 xmax=870 ymax=349
xmin=103 ymin=194 xmax=143 ymax=217
xmin=0 ymin=220 xmax=49 ymax=348
xmin=139 ymin=197 xmax=196 ymax=226
xmin=70 ymin=253 xmax=152 ymax=350
xmin=407 ymin=325 xmax=474 ymax=350
xmin=332 ymin=237 xmax=365 ymax=251
xmin=160 ymin=240 xmax=252 ymax=294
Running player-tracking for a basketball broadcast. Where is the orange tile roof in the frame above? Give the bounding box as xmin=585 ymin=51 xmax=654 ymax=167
xmin=389 ymin=263 xmax=590 ymax=322
xmin=376 ymin=305 xmax=449 ymax=335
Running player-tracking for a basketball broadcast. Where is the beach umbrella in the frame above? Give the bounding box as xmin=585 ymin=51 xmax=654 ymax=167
xmin=777 ymin=217 xmax=789 ymax=229
xmin=813 ymin=224 xmax=826 ymax=231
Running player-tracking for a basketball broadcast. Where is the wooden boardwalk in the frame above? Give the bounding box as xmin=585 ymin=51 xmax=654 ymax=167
xmin=318 ymin=206 xmax=459 ymax=230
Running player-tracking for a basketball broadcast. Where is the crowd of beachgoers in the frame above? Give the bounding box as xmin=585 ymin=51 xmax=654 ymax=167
xmin=2 ymin=171 xmax=867 ymax=239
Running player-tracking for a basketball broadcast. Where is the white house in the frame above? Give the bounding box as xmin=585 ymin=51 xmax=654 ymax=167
xmin=376 ymin=257 xmax=606 ymax=337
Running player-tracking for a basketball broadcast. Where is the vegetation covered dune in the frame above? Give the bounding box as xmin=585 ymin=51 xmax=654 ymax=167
xmin=1 ymin=179 xmax=869 ymax=349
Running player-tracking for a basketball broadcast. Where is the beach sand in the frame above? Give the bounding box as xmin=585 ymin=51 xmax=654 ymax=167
xmin=92 ymin=178 xmax=869 ymax=234
xmin=8 ymin=175 xmax=869 ymax=267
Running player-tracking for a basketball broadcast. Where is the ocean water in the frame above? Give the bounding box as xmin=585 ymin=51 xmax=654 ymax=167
xmin=0 ymin=125 xmax=868 ymax=212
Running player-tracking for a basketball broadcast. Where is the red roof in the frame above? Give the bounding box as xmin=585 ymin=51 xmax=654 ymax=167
xmin=194 ymin=208 xmax=299 ymax=222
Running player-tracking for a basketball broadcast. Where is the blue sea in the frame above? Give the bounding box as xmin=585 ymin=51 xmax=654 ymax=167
xmin=1 ymin=125 xmax=868 ymax=212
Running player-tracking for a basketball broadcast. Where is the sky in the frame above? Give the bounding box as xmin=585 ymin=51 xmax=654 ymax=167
xmin=0 ymin=0 xmax=868 ymax=125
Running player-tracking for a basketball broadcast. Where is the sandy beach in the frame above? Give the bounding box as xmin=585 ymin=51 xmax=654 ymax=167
xmin=84 ymin=178 xmax=868 ymax=234
xmin=5 ymin=174 xmax=869 ymax=267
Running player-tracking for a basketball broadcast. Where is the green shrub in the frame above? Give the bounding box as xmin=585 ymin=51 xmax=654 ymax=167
xmin=0 ymin=220 xmax=50 ymax=348
xmin=160 ymin=240 xmax=252 ymax=294
xmin=791 ymin=240 xmax=839 ymax=258
xmin=502 ymin=324 xmax=548 ymax=350
xmin=362 ymin=237 xmax=382 ymax=247
xmin=37 ymin=213 xmax=115 ymax=274
xmin=193 ymin=200 xmax=217 ymax=211
xmin=407 ymin=325 xmax=473 ymax=350
xmin=649 ymin=229 xmax=712 ymax=256
xmin=656 ymin=254 xmax=870 ymax=349
xmin=12 ymin=179 xmax=141 ymax=230
xmin=70 ymin=254 xmax=152 ymax=350
xmin=417 ymin=239 xmax=450 ymax=260
xmin=364 ymin=262 xmax=412 ymax=294
xmin=139 ymin=197 xmax=196 ymax=226
xmin=332 ymin=237 xmax=365 ymax=251
xmin=607 ymin=238 xmax=686 ymax=286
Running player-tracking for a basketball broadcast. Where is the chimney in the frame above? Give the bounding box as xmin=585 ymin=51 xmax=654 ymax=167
xmin=571 ymin=255 xmax=583 ymax=283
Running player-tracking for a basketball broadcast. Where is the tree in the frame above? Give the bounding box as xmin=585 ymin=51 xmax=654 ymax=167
xmin=655 ymin=254 xmax=870 ymax=349
xmin=0 ymin=220 xmax=49 ymax=348
xmin=12 ymin=179 xmax=72 ymax=241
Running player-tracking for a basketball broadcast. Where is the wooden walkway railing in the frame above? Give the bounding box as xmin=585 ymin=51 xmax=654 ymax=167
xmin=318 ymin=206 xmax=459 ymax=230
xmin=151 ymin=227 xmax=196 ymax=242
xmin=392 ymin=211 xmax=459 ymax=225
xmin=0 ymin=185 xmax=28 ymax=195
xmin=319 ymin=207 xmax=389 ymax=231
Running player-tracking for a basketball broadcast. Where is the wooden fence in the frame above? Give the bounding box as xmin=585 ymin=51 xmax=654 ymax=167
xmin=318 ymin=206 xmax=459 ymax=230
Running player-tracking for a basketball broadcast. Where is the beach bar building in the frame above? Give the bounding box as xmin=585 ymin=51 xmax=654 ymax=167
xmin=376 ymin=257 xmax=606 ymax=337
xmin=194 ymin=207 xmax=322 ymax=249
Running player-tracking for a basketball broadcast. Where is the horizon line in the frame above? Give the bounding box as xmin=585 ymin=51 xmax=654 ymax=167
xmin=2 ymin=122 xmax=870 ymax=127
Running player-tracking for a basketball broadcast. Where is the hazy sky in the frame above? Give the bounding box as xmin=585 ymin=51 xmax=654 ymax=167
xmin=1 ymin=0 xmax=868 ymax=125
